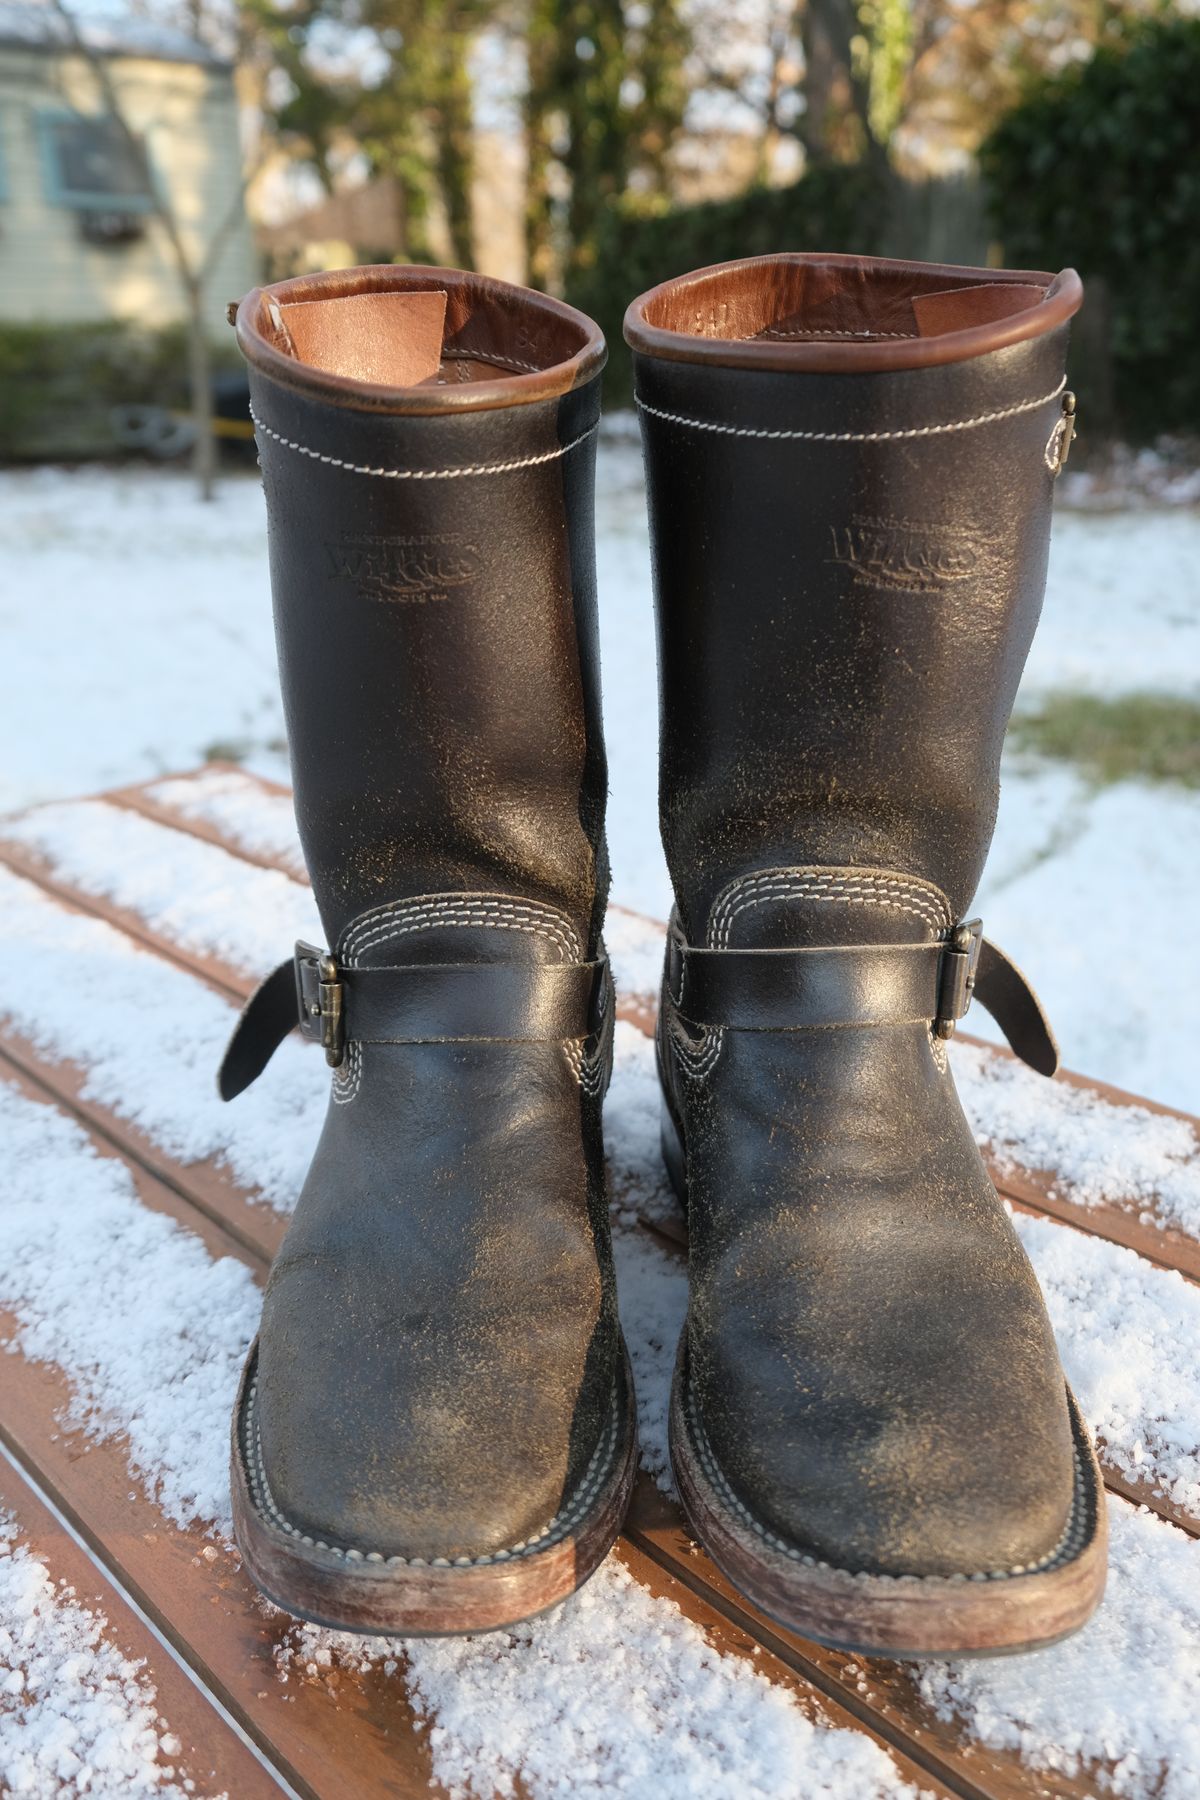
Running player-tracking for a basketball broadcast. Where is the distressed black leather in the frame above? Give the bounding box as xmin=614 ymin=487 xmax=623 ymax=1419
xmin=228 ymin=267 xmax=631 ymax=1576
xmin=627 ymin=255 xmax=1086 ymax=1581
xmin=221 ymin=947 xmax=611 ymax=1094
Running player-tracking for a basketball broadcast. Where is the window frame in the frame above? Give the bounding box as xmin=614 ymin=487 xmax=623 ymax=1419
xmin=36 ymin=107 xmax=158 ymax=214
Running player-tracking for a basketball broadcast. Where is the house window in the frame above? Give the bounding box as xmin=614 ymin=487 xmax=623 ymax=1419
xmin=38 ymin=111 xmax=155 ymax=212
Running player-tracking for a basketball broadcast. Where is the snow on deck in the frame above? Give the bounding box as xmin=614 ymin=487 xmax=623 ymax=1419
xmin=1 ymin=789 xmax=1200 ymax=1792
xmin=0 ymin=457 xmax=1197 ymax=1107
xmin=0 ymin=1516 xmax=197 ymax=1799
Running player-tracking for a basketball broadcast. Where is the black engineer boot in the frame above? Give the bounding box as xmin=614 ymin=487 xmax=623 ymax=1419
xmin=625 ymin=252 xmax=1106 ymax=1657
xmin=220 ymin=266 xmax=635 ymax=1635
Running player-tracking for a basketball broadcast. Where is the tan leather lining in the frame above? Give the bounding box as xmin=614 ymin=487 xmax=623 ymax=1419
xmin=911 ymin=282 xmax=1047 ymax=337
xmin=624 ymin=254 xmax=1083 ymax=372
xmin=279 ymin=289 xmax=449 ymax=387
xmin=238 ymin=264 xmax=606 ymax=415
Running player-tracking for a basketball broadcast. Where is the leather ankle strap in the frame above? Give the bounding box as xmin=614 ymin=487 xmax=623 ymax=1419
xmin=219 ymin=940 xmax=610 ymax=1101
xmin=668 ymin=925 xmax=1058 ymax=1077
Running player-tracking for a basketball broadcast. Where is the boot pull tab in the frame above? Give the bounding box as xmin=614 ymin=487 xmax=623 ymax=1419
xmin=1045 ymin=390 xmax=1077 ymax=475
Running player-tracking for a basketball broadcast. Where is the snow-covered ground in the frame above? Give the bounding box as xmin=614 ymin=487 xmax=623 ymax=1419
xmin=1 ymin=439 xmax=1197 ymax=1107
xmin=2 ymin=445 xmax=1200 ymax=1796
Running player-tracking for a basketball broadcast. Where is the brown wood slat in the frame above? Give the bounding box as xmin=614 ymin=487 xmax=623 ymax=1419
xmin=601 ymin=1540 xmax=955 ymax=1797
xmin=107 ymin=763 xmax=306 ymax=881
xmin=624 ymin=1478 xmax=1100 ymax=1800
xmin=0 ymin=1065 xmax=944 ymax=1800
xmin=0 ymin=1060 xmax=445 ymax=1800
xmin=0 ymin=1057 xmax=1106 ymax=1796
xmin=0 ymin=1343 xmax=445 ymax=1800
xmin=1 ymin=768 xmax=1194 ymax=1799
xmin=0 ymin=830 xmax=253 ymax=1006
xmin=47 ymin=769 xmax=1200 ymax=1284
xmin=0 ymin=1451 xmax=285 ymax=1800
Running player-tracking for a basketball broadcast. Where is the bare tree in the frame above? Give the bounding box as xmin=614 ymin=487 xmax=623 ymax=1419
xmin=49 ymin=0 xmax=259 ymax=498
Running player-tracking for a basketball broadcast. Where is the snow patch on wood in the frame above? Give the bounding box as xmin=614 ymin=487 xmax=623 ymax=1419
xmin=0 ymin=1514 xmax=204 ymax=1799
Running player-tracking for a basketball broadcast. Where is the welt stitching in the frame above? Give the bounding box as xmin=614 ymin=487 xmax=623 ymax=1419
xmin=250 ymin=408 xmax=598 ymax=480
xmin=244 ymin=1374 xmax=619 ymax=1565
xmin=635 ymin=377 xmax=1065 ymax=444
xmin=684 ymin=1386 xmax=1091 ymax=1581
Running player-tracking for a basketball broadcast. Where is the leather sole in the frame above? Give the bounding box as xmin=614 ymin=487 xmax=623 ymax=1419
xmin=660 ymin=1101 xmax=1109 ymax=1658
xmin=230 ymin=1341 xmax=638 ymax=1637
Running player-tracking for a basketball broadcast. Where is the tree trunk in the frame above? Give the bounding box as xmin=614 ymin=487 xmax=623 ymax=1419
xmin=434 ymin=27 xmax=476 ymax=270
xmin=523 ymin=5 xmax=557 ymax=290
xmin=185 ymin=280 xmax=216 ymax=503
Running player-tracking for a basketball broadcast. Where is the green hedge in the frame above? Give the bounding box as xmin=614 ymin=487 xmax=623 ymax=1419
xmin=0 ymin=321 xmax=240 ymax=461
xmin=566 ymin=162 xmax=884 ymax=400
xmin=982 ymin=17 xmax=1200 ymax=440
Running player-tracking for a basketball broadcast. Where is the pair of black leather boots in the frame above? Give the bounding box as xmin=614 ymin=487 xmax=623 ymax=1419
xmin=222 ymin=256 xmax=1106 ymax=1657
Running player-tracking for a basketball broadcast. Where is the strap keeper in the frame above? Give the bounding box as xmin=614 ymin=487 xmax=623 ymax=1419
xmin=934 ymin=918 xmax=983 ymax=1040
xmin=295 ymin=941 xmax=345 ymax=1068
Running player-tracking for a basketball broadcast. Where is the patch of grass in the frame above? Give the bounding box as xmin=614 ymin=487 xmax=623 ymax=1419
xmin=201 ymin=736 xmax=287 ymax=766
xmin=1009 ymin=692 xmax=1200 ymax=789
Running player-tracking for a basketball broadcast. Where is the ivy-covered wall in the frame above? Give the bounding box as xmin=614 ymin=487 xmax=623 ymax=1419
xmin=981 ymin=16 xmax=1200 ymax=441
xmin=566 ymin=163 xmax=884 ymax=400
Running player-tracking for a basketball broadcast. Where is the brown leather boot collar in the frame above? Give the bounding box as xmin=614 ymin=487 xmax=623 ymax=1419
xmin=624 ymin=253 xmax=1082 ymax=373
xmin=237 ymin=264 xmax=606 ymax=415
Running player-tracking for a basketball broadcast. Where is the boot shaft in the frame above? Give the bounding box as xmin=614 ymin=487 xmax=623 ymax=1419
xmin=236 ymin=267 xmax=609 ymax=954
xmin=626 ymin=254 xmax=1082 ymax=936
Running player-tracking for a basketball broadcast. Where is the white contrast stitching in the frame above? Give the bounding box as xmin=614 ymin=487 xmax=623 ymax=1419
xmin=635 ymin=378 xmax=1065 ymax=443
xmin=710 ymin=870 xmax=951 ymax=947
xmin=331 ymin=1039 xmax=362 ymax=1106
xmin=342 ymin=894 xmax=581 ymax=962
xmin=250 ymin=408 xmax=598 ymax=480
xmin=669 ymin=868 xmax=952 ymax=1084
xmin=333 ymin=893 xmax=600 ymax=1101
xmin=442 ymin=348 xmax=542 ymax=374
xmin=243 ymin=1374 xmax=619 ymax=1565
xmin=756 ymin=328 xmax=916 ymax=340
xmin=685 ymin=1384 xmax=1093 ymax=1582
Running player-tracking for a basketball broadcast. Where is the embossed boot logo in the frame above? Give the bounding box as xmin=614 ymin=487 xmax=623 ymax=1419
xmin=830 ymin=516 xmax=997 ymax=593
xmin=325 ymin=534 xmax=480 ymax=603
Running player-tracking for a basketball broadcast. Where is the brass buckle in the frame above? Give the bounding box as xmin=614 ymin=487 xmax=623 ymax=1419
xmin=294 ymin=941 xmax=345 ymax=1068
xmin=934 ymin=918 xmax=983 ymax=1041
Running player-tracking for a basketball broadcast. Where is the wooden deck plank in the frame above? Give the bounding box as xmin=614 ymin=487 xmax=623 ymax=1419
xmin=624 ymin=1478 xmax=1099 ymax=1800
xmin=1 ymin=768 xmax=1196 ymax=1799
xmin=0 ymin=1323 xmax=447 ymax=1800
xmin=0 ymin=1062 xmax=947 ymax=1800
xmin=107 ymin=763 xmax=307 ymax=882
xmin=8 ymin=769 xmax=1198 ymax=1286
xmin=0 ymin=1057 xmax=1120 ymax=1800
xmin=1 ymin=800 xmax=1195 ymax=1539
xmin=0 ymin=1063 xmax=444 ymax=1800
xmin=0 ymin=1449 xmax=287 ymax=1800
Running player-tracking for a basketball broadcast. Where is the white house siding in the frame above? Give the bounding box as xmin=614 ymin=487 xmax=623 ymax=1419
xmin=0 ymin=46 xmax=259 ymax=335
